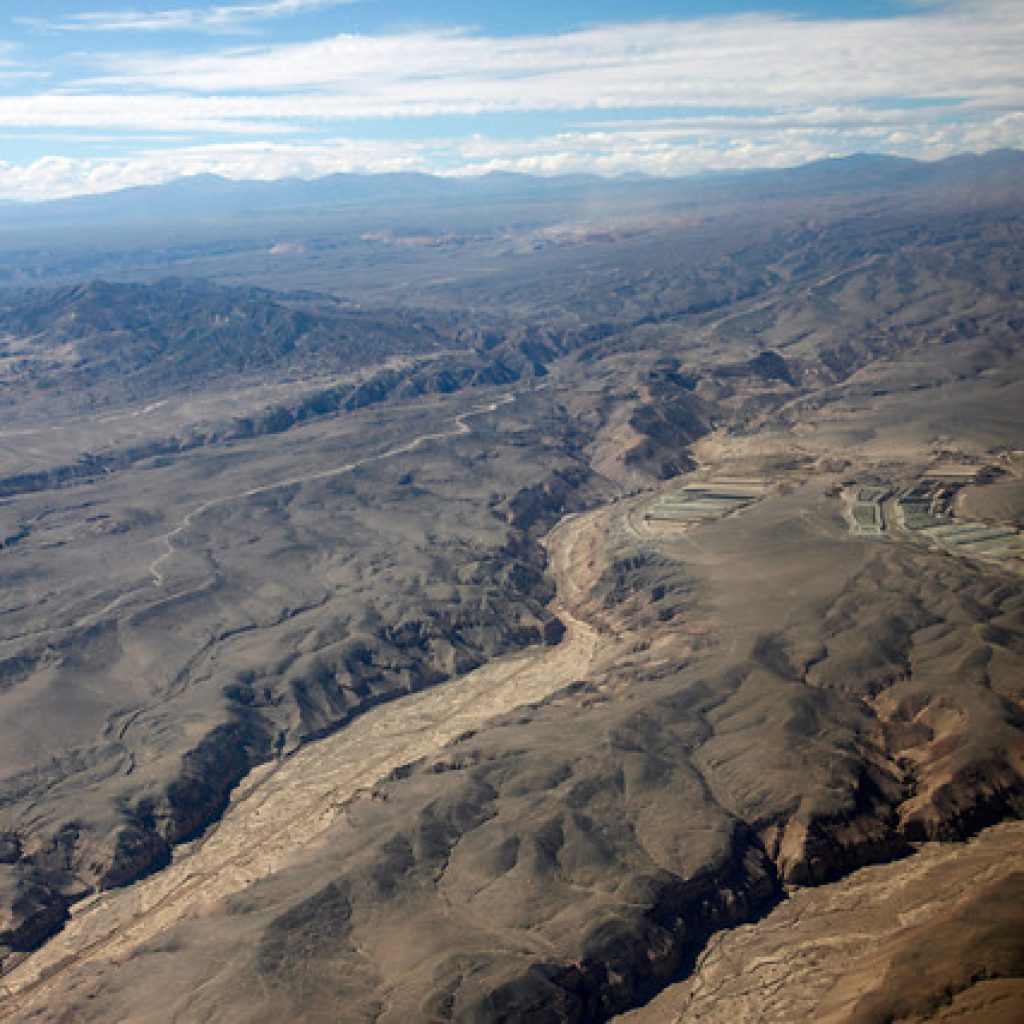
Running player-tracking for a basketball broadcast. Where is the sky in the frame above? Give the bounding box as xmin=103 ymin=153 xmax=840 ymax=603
xmin=0 ymin=0 xmax=1022 ymax=201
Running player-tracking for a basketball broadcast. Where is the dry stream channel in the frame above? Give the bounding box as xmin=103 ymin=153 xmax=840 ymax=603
xmin=0 ymin=495 xmax=608 ymax=1019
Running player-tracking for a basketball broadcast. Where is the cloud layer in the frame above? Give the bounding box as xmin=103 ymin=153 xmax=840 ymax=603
xmin=19 ymin=1 xmax=354 ymax=34
xmin=3 ymin=1 xmax=1023 ymax=201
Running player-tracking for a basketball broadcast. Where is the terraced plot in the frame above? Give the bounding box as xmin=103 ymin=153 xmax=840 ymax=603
xmin=846 ymin=475 xmax=1024 ymax=574
xmin=642 ymin=480 xmax=768 ymax=531
xmin=919 ymin=520 xmax=1024 ymax=570
xmin=846 ymin=486 xmax=890 ymax=536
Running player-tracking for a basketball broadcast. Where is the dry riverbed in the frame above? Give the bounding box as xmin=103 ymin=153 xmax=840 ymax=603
xmin=0 ymin=507 xmax=613 ymax=1020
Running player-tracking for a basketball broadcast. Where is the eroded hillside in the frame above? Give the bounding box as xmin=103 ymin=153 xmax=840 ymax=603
xmin=1 ymin=164 xmax=1022 ymax=1021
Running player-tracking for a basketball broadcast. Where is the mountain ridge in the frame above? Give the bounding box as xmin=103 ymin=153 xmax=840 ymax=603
xmin=3 ymin=149 xmax=1021 ymax=229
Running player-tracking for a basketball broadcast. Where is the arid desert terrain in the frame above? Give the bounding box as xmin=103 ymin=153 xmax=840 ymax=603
xmin=0 ymin=154 xmax=1022 ymax=1022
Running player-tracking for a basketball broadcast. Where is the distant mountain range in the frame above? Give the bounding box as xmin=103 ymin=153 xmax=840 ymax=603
xmin=3 ymin=150 xmax=1022 ymax=231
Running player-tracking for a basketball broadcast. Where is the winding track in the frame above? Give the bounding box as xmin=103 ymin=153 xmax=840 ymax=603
xmin=149 ymin=394 xmax=513 ymax=587
xmin=2 ymin=394 xmax=508 ymax=646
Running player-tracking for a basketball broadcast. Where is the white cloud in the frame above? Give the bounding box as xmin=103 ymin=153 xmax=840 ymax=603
xmin=0 ymin=94 xmax=294 ymax=133
xmin=0 ymin=41 xmax=47 ymax=83
xmin=3 ymin=112 xmax=1022 ymax=203
xmin=81 ymin=7 xmax=1024 ymax=115
xmin=0 ymin=93 xmax=982 ymax=143
xmin=575 ymin=106 xmax=943 ymax=134
xmin=0 ymin=139 xmax=430 ymax=201
xmin=5 ymin=7 xmax=1017 ymax=135
xmin=21 ymin=1 xmax=356 ymax=34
